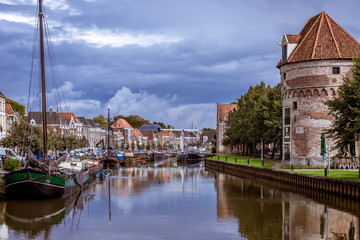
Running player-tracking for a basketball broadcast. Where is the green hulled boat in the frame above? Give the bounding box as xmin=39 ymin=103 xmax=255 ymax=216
xmin=4 ymin=0 xmax=90 ymax=200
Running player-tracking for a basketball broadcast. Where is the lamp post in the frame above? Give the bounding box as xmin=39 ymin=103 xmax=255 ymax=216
xmin=261 ymin=137 xmax=264 ymax=167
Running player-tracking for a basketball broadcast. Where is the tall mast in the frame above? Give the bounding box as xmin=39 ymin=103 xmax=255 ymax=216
xmin=107 ymin=100 xmax=110 ymax=157
xmin=39 ymin=0 xmax=48 ymax=162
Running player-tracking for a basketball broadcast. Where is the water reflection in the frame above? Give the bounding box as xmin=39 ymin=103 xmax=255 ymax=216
xmin=214 ymin=172 xmax=360 ymax=240
xmin=1 ymin=162 xmax=360 ymax=239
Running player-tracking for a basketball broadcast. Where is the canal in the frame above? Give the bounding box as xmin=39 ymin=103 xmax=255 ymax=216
xmin=1 ymin=160 xmax=359 ymax=239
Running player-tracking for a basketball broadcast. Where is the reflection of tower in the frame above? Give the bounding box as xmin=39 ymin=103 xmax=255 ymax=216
xmin=216 ymin=172 xmax=230 ymax=220
xmin=282 ymin=201 xmax=291 ymax=240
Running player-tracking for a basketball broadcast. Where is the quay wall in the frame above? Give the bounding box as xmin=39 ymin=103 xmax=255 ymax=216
xmin=205 ymin=159 xmax=360 ymax=200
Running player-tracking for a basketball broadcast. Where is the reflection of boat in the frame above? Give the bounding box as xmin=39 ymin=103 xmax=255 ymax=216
xmin=152 ymin=152 xmax=172 ymax=161
xmin=5 ymin=191 xmax=82 ymax=238
xmin=4 ymin=0 xmax=90 ymax=200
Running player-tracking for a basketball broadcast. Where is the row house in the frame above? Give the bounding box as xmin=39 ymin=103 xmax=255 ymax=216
xmin=28 ymin=110 xmax=67 ymax=135
xmin=133 ymin=128 xmax=144 ymax=148
xmin=58 ymin=112 xmax=82 ymax=138
xmin=111 ymin=118 xmax=134 ymax=147
xmin=5 ymin=103 xmax=18 ymax=136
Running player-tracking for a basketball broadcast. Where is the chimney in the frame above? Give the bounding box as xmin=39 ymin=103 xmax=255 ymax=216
xmin=49 ymin=108 xmax=53 ymax=113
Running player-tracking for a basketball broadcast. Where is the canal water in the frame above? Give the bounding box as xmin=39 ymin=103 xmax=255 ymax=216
xmin=1 ymin=160 xmax=359 ymax=240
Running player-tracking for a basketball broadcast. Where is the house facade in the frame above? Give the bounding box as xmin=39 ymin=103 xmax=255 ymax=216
xmin=111 ymin=118 xmax=134 ymax=147
xmin=277 ymin=12 xmax=360 ymax=165
xmin=216 ymin=104 xmax=237 ymax=154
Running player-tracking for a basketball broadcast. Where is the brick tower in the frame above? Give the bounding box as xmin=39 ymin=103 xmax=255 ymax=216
xmin=277 ymin=12 xmax=360 ymax=165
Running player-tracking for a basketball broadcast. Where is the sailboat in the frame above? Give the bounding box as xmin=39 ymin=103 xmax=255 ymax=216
xmin=100 ymin=101 xmax=120 ymax=169
xmin=4 ymin=0 xmax=89 ymax=200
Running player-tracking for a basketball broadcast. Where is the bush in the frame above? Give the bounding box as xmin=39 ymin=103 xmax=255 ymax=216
xmin=3 ymin=157 xmax=21 ymax=171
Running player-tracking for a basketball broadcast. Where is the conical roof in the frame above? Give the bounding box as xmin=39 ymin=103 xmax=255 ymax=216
xmin=278 ymin=12 xmax=360 ymax=67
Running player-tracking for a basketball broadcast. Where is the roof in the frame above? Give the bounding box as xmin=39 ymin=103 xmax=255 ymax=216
xmin=217 ymin=104 xmax=237 ymax=124
xmin=278 ymin=12 xmax=360 ymax=67
xmin=133 ymin=128 xmax=143 ymax=138
xmin=111 ymin=118 xmax=134 ymax=129
xmin=5 ymin=103 xmax=15 ymax=116
xmin=58 ymin=112 xmax=78 ymax=125
xmin=0 ymin=91 xmax=5 ymax=99
xmin=28 ymin=112 xmax=65 ymax=125
xmin=141 ymin=131 xmax=155 ymax=140
xmin=138 ymin=124 xmax=162 ymax=133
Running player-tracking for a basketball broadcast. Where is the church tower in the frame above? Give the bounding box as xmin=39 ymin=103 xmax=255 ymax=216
xmin=277 ymin=12 xmax=360 ymax=165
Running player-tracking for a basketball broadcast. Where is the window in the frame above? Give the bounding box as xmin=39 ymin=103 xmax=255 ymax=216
xmin=293 ymin=102 xmax=297 ymax=110
xmin=283 ymin=72 xmax=286 ymax=80
xmin=332 ymin=67 xmax=340 ymax=74
xmin=282 ymin=45 xmax=287 ymax=62
xmin=221 ymin=118 xmax=225 ymax=122
xmin=284 ymin=108 xmax=290 ymax=125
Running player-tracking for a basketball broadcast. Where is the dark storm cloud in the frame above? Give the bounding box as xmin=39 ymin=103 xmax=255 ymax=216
xmin=1 ymin=0 xmax=360 ymax=128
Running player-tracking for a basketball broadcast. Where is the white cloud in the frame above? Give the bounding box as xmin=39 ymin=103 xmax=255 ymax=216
xmin=53 ymin=27 xmax=182 ymax=48
xmin=109 ymin=87 xmax=216 ymax=129
xmin=0 ymin=13 xmax=34 ymax=25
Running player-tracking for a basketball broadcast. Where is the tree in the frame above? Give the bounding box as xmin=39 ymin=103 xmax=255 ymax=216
xmin=1 ymin=122 xmax=42 ymax=154
xmin=223 ymin=82 xmax=282 ymax=158
xmin=93 ymin=115 xmax=107 ymax=126
xmin=324 ymin=56 xmax=360 ymax=158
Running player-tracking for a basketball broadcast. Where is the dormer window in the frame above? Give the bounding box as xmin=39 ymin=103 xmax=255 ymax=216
xmin=282 ymin=45 xmax=287 ymax=62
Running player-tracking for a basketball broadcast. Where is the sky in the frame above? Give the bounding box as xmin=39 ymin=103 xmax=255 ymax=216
xmin=0 ymin=0 xmax=360 ymax=129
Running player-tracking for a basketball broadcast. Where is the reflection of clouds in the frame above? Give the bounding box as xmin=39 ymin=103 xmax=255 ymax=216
xmin=112 ymin=166 xmax=211 ymax=213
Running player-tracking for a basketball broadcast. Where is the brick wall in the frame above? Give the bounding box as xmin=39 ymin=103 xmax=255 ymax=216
xmin=280 ymin=60 xmax=353 ymax=165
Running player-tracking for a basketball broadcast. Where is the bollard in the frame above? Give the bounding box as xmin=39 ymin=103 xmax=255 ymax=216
xmin=325 ymin=168 xmax=327 ymax=177
xmin=218 ymin=156 xmax=219 ymax=160
xmin=291 ymin=164 xmax=294 ymax=171
xmin=262 ymin=160 xmax=264 ymax=167
xmin=235 ymin=158 xmax=237 ymax=163
xmin=247 ymin=158 xmax=249 ymax=165
xmin=226 ymin=156 xmax=227 ymax=162
xmin=210 ymin=155 xmax=212 ymax=159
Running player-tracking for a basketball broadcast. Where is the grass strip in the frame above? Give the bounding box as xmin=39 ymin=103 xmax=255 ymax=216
xmin=293 ymin=169 xmax=360 ymax=182
xmin=207 ymin=155 xmax=275 ymax=168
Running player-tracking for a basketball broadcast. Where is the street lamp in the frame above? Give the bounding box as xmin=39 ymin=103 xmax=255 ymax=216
xmin=261 ymin=137 xmax=264 ymax=166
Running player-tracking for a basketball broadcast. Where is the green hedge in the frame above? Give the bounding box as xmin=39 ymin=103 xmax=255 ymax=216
xmin=3 ymin=157 xmax=21 ymax=171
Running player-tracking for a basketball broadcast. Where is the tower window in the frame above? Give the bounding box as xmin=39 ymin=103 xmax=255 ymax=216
xmin=293 ymin=102 xmax=297 ymax=110
xmin=284 ymin=108 xmax=290 ymax=125
xmin=332 ymin=67 xmax=340 ymax=74
xmin=283 ymin=73 xmax=286 ymax=80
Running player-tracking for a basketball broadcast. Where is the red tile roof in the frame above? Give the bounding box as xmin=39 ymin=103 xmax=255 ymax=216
xmin=111 ymin=118 xmax=134 ymax=129
xmin=133 ymin=128 xmax=143 ymax=138
xmin=217 ymin=104 xmax=237 ymax=124
xmin=5 ymin=103 xmax=15 ymax=116
xmin=142 ymin=131 xmax=155 ymax=140
xmin=58 ymin=112 xmax=77 ymax=124
xmin=278 ymin=12 xmax=360 ymax=67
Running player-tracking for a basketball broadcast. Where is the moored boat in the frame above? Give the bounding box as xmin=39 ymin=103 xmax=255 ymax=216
xmin=4 ymin=0 xmax=90 ymax=200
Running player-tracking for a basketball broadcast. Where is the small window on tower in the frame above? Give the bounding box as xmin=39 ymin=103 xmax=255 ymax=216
xmin=293 ymin=102 xmax=297 ymax=110
xmin=332 ymin=67 xmax=340 ymax=74
xmin=283 ymin=73 xmax=286 ymax=80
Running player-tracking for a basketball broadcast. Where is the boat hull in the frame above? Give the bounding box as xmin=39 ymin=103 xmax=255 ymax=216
xmin=101 ymin=156 xmax=120 ymax=169
xmin=5 ymin=169 xmax=82 ymax=200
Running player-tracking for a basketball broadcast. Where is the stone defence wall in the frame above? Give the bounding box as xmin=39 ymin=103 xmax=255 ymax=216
xmin=280 ymin=60 xmax=354 ymax=166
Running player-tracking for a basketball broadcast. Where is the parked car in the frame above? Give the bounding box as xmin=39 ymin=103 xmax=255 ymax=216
xmin=0 ymin=148 xmax=22 ymax=161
